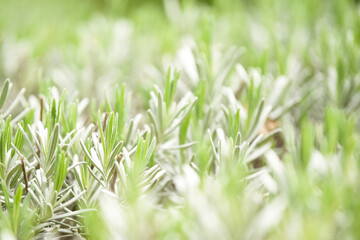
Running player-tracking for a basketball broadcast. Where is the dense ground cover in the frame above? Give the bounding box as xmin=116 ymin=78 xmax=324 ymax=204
xmin=1 ymin=0 xmax=360 ymax=239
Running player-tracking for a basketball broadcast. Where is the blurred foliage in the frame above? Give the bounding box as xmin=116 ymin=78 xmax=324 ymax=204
xmin=1 ymin=0 xmax=360 ymax=239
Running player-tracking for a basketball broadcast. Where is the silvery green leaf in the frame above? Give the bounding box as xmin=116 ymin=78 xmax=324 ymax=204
xmin=0 ymin=79 xmax=10 ymax=109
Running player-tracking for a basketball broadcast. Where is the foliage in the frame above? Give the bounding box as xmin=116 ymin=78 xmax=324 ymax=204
xmin=1 ymin=0 xmax=360 ymax=239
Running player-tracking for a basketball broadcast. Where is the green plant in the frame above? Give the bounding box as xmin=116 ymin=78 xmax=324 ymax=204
xmin=1 ymin=0 xmax=360 ymax=238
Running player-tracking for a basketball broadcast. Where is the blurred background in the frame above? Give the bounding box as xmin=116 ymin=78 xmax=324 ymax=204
xmin=1 ymin=0 xmax=360 ymax=113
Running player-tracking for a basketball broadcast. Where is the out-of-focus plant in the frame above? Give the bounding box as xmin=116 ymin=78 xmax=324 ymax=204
xmin=1 ymin=0 xmax=360 ymax=238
